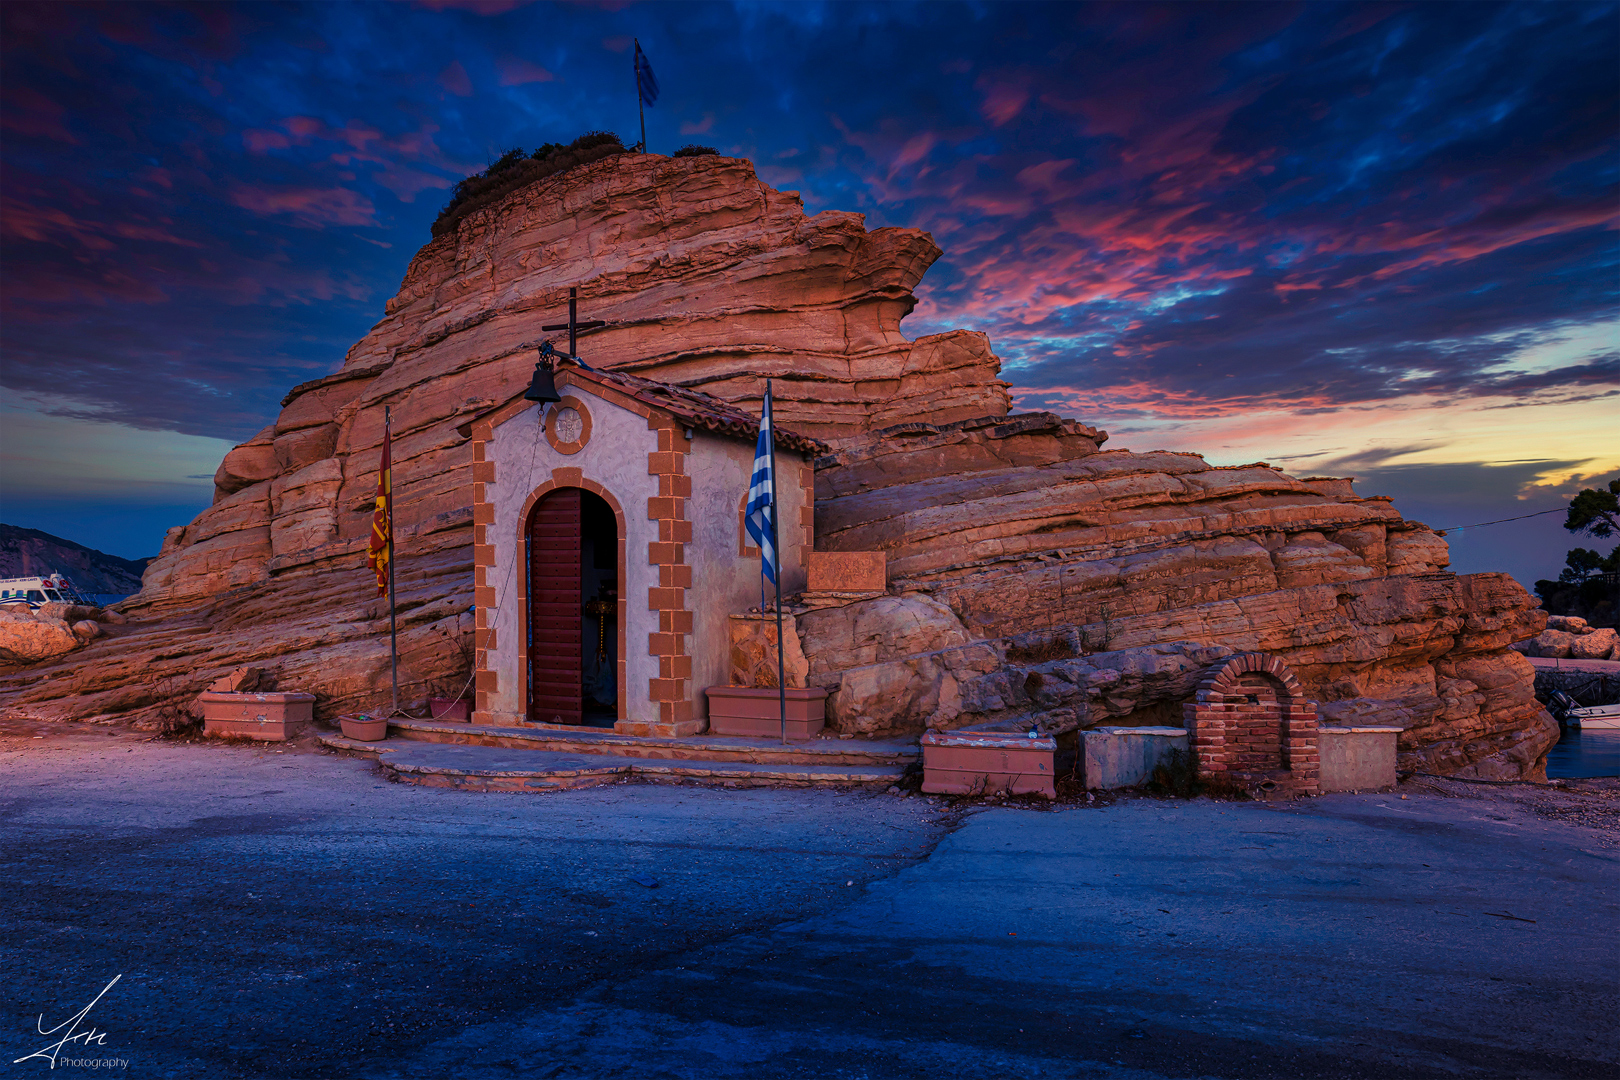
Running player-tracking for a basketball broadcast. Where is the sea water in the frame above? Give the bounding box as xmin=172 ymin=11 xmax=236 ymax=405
xmin=1546 ymin=726 xmax=1620 ymax=779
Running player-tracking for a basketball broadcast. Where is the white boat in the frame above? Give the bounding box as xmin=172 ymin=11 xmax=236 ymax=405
xmin=1568 ymin=704 xmax=1620 ymax=730
xmin=0 ymin=572 xmax=92 ymax=609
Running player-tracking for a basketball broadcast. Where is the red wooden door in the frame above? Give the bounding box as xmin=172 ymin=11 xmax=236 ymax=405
xmin=528 ymin=488 xmax=582 ymax=724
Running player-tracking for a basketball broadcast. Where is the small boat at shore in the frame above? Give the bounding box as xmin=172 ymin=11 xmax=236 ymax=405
xmin=1566 ymin=704 xmax=1620 ymax=730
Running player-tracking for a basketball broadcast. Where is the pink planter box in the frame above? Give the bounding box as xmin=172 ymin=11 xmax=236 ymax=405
xmin=197 ymin=691 xmax=315 ymax=743
xmin=921 ymin=729 xmax=1057 ymax=799
xmin=339 ymin=715 xmax=389 ymax=742
xmin=705 ymin=686 xmax=827 ymax=740
xmin=428 ymin=698 xmax=470 ymax=722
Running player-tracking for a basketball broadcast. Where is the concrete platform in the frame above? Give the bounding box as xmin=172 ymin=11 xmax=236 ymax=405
xmin=317 ymin=735 xmax=909 ymax=791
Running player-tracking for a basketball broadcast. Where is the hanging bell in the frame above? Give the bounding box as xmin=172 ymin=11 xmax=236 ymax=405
xmin=524 ymin=353 xmax=561 ymax=404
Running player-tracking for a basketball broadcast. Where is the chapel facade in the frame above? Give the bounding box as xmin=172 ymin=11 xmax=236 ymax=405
xmin=465 ymin=361 xmax=822 ymax=736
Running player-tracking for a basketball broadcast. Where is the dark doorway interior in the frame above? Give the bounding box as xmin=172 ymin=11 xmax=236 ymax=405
xmin=579 ymin=491 xmax=618 ymax=726
xmin=526 ymin=488 xmax=617 ymax=728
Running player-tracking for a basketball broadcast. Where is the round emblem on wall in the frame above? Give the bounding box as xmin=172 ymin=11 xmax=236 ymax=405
xmin=554 ymin=407 xmax=583 ymax=443
xmin=545 ymin=396 xmax=592 ymax=455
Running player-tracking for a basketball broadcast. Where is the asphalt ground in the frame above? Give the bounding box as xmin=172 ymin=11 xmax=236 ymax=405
xmin=1 ymin=720 xmax=1616 ymax=1080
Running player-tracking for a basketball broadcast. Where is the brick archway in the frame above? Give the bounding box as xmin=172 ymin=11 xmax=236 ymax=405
xmin=1183 ymin=653 xmax=1320 ymax=797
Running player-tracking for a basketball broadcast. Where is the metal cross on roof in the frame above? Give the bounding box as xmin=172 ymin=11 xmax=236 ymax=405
xmin=541 ymin=287 xmax=606 ymax=358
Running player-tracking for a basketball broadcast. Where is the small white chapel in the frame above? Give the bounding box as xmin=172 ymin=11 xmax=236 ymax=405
xmin=462 ymin=357 xmax=823 ymax=736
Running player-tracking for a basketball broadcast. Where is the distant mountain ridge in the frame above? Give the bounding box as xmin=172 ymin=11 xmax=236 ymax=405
xmin=0 ymin=524 xmax=151 ymax=596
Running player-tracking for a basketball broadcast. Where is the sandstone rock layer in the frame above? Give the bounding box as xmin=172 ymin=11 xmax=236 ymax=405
xmin=799 ymin=416 xmax=1553 ymax=779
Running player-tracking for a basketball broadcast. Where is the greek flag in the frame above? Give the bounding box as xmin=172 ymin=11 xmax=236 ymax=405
xmin=745 ymin=384 xmax=777 ymax=584
xmin=635 ymin=41 xmax=659 ymax=107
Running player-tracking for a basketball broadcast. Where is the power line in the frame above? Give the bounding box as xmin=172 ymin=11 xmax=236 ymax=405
xmin=1434 ymin=507 xmax=1566 ymax=534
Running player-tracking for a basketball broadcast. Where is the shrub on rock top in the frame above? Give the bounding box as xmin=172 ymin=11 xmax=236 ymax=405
xmin=433 ymin=131 xmax=627 ymax=238
xmin=673 ymin=144 xmax=719 ymax=157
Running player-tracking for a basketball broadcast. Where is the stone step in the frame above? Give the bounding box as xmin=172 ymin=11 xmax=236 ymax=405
xmin=316 ymin=735 xmax=908 ymax=792
xmin=382 ymin=718 xmax=920 ymax=767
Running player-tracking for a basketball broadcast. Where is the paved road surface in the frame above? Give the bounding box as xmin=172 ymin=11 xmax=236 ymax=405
xmin=2 ymin=723 xmax=1615 ymax=1079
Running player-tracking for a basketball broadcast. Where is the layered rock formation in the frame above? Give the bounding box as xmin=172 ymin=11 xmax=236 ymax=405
xmin=790 ymin=415 xmax=1552 ymax=779
xmin=0 ymin=153 xmax=1554 ymax=778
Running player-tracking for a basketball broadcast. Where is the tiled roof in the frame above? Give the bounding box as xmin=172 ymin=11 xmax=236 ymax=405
xmin=560 ymin=361 xmax=828 ymax=455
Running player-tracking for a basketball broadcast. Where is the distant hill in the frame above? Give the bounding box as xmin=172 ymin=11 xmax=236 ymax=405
xmin=0 ymin=524 xmax=152 ymax=597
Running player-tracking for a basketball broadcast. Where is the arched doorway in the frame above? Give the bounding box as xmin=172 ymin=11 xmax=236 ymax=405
xmin=526 ymin=487 xmax=619 ymax=727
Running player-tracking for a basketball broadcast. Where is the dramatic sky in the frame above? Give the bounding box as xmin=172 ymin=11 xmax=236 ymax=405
xmin=1 ymin=1 xmax=1616 ymax=589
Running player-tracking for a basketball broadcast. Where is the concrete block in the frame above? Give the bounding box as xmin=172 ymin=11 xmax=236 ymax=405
xmin=1319 ymin=727 xmax=1400 ymax=792
xmin=1081 ymin=726 xmax=1189 ymax=789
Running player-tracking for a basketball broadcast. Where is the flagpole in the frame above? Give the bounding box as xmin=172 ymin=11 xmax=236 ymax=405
xmin=766 ymin=380 xmax=787 ymax=746
xmin=635 ymin=38 xmax=647 ymax=153
xmin=386 ymin=405 xmax=399 ymax=715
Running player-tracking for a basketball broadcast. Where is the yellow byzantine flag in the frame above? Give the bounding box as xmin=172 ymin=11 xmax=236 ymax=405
xmin=367 ymin=418 xmax=392 ymax=596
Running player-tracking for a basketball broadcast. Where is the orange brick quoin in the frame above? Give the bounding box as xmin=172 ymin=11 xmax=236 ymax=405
xmin=646 ymin=416 xmax=698 ymax=733
xmin=1182 ymin=652 xmax=1321 ymax=798
xmin=798 ymin=461 xmax=815 ymax=552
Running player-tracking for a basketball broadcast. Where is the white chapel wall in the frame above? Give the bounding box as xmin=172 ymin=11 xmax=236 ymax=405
xmin=686 ymin=433 xmax=810 ymax=711
xmin=483 ymin=390 xmax=659 ymax=725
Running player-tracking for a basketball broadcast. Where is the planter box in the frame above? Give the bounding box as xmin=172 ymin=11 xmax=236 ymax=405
xmin=427 ymin=698 xmax=470 ymax=722
xmin=704 ymin=686 xmax=826 ymax=740
xmin=1081 ymin=727 xmax=1189 ymax=789
xmin=198 ymin=691 xmax=314 ymax=743
xmin=1318 ymin=726 xmax=1400 ymax=792
xmin=921 ymin=728 xmax=1057 ymax=798
xmin=339 ymin=715 xmax=389 ymax=742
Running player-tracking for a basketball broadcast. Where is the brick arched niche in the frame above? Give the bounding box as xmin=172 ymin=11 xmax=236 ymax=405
xmin=1183 ymin=653 xmax=1321 ymax=797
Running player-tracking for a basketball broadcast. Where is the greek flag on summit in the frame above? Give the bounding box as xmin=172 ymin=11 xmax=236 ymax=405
xmin=635 ymin=41 xmax=659 ymax=107
xmin=745 ymin=385 xmax=778 ymax=585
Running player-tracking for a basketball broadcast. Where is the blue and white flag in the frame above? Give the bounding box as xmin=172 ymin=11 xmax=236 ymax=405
xmin=635 ymin=41 xmax=659 ymax=108
xmin=745 ymin=385 xmax=777 ymax=585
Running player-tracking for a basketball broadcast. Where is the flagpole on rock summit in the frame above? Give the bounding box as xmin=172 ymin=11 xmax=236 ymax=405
xmin=766 ymin=381 xmax=787 ymax=746
xmin=634 ymin=38 xmax=647 ymax=153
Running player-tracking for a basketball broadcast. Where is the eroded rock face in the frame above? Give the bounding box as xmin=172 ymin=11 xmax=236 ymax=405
xmin=121 ymin=153 xmax=1008 ymax=615
xmin=803 ymin=417 xmax=1553 ymax=777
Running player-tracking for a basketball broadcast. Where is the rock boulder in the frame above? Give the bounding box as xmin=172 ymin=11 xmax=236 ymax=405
xmin=0 ymin=607 xmax=82 ymax=665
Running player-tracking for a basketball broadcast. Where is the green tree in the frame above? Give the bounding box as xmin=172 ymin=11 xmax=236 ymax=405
xmin=1558 ymin=546 xmax=1618 ymax=584
xmin=1565 ymin=476 xmax=1620 ymax=538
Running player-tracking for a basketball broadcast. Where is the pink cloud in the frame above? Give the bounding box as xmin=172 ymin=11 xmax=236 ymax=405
xmin=370 ymin=166 xmax=452 ymax=203
xmin=2 ymin=87 xmax=79 ymax=145
xmin=977 ymin=74 xmax=1031 ymax=127
xmin=243 ymin=128 xmax=293 ymax=153
xmin=680 ymin=113 xmax=716 ymax=136
xmin=496 ymin=57 xmax=555 ymax=86
xmin=229 ymin=185 xmax=377 ymax=228
xmin=438 ymin=60 xmax=473 ymax=97
xmin=2 ymin=193 xmax=201 ymax=253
